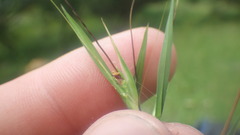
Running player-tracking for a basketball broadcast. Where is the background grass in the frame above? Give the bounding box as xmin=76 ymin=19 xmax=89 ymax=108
xmin=163 ymin=21 xmax=240 ymax=125
xmin=160 ymin=1 xmax=240 ymax=125
xmin=0 ymin=0 xmax=240 ymax=127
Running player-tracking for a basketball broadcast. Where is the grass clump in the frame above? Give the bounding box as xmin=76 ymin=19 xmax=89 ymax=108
xmin=51 ymin=0 xmax=176 ymax=119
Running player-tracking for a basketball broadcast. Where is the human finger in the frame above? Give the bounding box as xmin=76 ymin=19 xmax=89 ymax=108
xmin=84 ymin=110 xmax=202 ymax=135
xmin=0 ymin=27 xmax=176 ymax=134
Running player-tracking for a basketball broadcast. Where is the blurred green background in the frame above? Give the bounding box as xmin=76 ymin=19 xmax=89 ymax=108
xmin=1 ymin=0 xmax=240 ymax=127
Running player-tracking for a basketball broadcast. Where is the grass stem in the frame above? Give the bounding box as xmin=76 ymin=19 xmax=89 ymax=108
xmin=129 ymin=0 xmax=137 ymax=77
xmin=220 ymin=89 xmax=240 ymax=135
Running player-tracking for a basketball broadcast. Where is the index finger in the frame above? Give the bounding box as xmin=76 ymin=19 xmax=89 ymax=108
xmin=0 ymin=27 xmax=176 ymax=134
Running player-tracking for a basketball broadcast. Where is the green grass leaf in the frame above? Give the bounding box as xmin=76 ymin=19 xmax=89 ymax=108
xmin=51 ymin=0 xmax=176 ymax=116
xmin=154 ymin=0 xmax=175 ymax=119
xmin=136 ymin=25 xmax=149 ymax=92
xmin=101 ymin=18 xmax=139 ymax=110
xmin=51 ymin=0 xmax=128 ymax=103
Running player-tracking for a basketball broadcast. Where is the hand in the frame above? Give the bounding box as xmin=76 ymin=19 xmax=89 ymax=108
xmin=0 ymin=27 xmax=202 ymax=135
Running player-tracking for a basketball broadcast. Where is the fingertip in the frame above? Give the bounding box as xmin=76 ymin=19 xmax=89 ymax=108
xmin=84 ymin=110 xmax=172 ymax=135
xmin=84 ymin=110 xmax=203 ymax=135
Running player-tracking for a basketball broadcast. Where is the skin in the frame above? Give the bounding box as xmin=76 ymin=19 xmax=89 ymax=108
xmin=0 ymin=27 xmax=202 ymax=135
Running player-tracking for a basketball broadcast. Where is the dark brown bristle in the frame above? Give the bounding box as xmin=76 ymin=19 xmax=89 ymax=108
xmin=64 ymin=0 xmax=118 ymax=72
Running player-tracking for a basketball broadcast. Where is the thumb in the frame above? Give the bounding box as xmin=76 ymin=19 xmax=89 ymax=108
xmin=83 ymin=110 xmax=203 ymax=135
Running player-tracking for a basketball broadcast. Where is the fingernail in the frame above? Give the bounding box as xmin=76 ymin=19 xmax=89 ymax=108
xmin=83 ymin=110 xmax=172 ymax=135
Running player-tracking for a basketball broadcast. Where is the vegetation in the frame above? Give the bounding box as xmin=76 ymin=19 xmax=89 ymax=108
xmin=0 ymin=0 xmax=240 ymax=129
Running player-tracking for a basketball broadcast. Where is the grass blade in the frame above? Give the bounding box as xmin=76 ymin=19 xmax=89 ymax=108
xmin=158 ymin=2 xmax=168 ymax=31
xmin=136 ymin=25 xmax=149 ymax=91
xmin=51 ymin=0 xmax=128 ymax=101
xmin=101 ymin=18 xmax=139 ymax=110
xmin=154 ymin=0 xmax=175 ymax=119
xmin=64 ymin=0 xmax=118 ymax=72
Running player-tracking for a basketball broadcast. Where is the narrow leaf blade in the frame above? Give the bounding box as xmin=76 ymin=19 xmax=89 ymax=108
xmin=51 ymin=0 xmax=125 ymax=96
xmin=136 ymin=25 xmax=149 ymax=91
xmin=102 ymin=19 xmax=139 ymax=110
xmin=154 ymin=0 xmax=175 ymax=119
